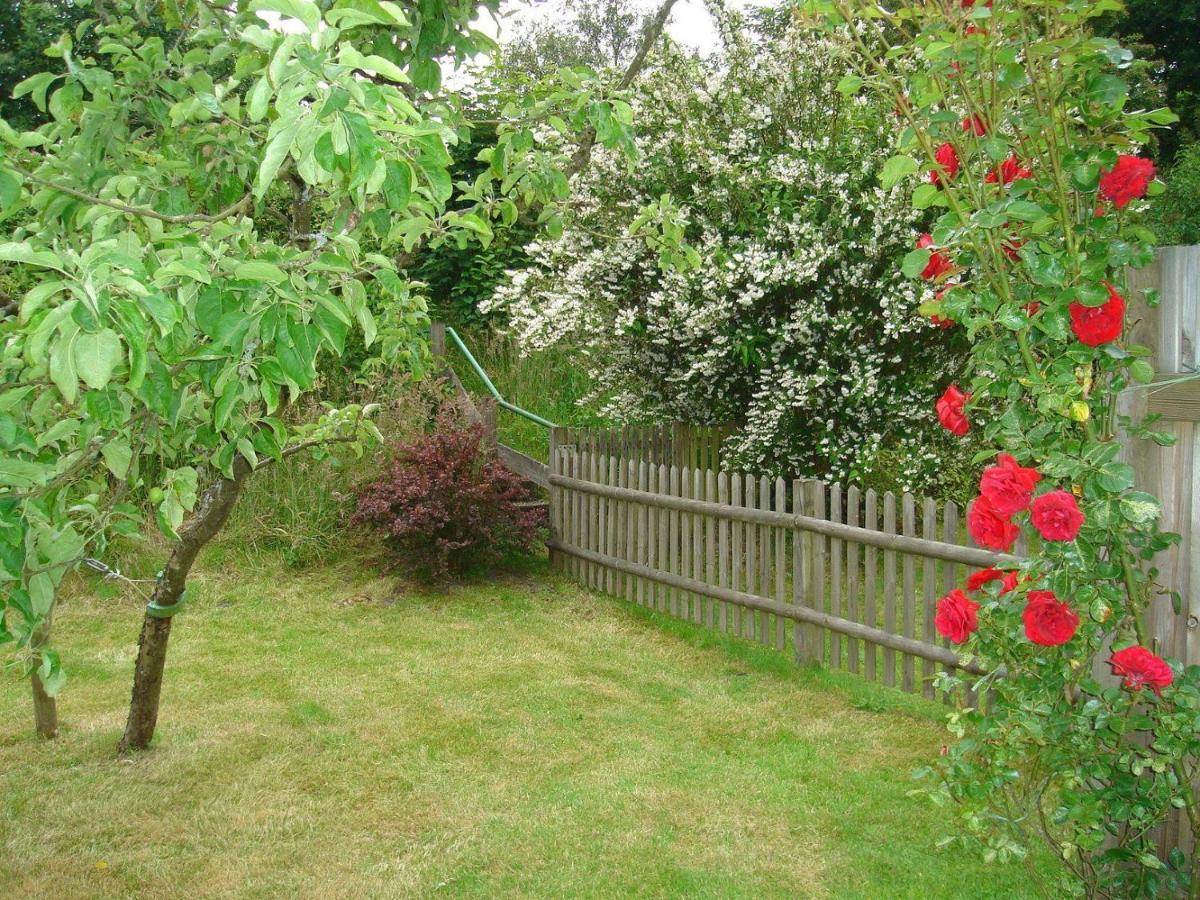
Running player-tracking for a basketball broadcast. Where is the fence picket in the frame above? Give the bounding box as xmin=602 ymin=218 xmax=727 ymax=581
xmin=758 ymin=475 xmax=772 ymax=646
xmin=659 ymin=464 xmax=670 ymax=613
xmin=846 ymin=485 xmax=860 ymax=674
xmin=731 ymin=474 xmax=742 ymax=634
xmin=718 ymin=471 xmax=730 ymax=633
xmin=685 ymin=465 xmax=697 ymax=620
xmin=703 ymin=468 xmax=715 ymax=625
xmin=745 ymin=474 xmax=759 ymax=641
xmin=775 ymin=477 xmax=787 ymax=650
xmin=864 ymin=489 xmax=878 ymax=682
xmin=811 ymin=481 xmax=827 ymax=665
xmin=647 ymin=462 xmax=659 ymax=609
xmin=883 ymin=492 xmax=897 ymax=688
xmin=637 ymin=460 xmax=649 ymax=607
xmin=922 ymin=497 xmax=938 ymax=700
xmin=670 ymin=465 xmax=682 ymax=618
xmin=830 ymin=483 xmax=843 ymax=670
xmin=902 ymin=493 xmax=917 ymax=694
xmin=943 ymin=500 xmax=960 ymax=705
xmin=694 ymin=468 xmax=706 ymax=624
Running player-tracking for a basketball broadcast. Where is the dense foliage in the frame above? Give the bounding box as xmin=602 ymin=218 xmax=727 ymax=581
xmin=487 ymin=15 xmax=972 ymax=493
xmin=1150 ymin=142 xmax=1200 ymax=246
xmin=804 ymin=0 xmax=1199 ymax=894
xmin=352 ymin=404 xmax=544 ymax=578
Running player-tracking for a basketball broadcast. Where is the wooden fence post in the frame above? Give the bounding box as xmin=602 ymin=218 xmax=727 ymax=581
xmin=549 ymin=426 xmax=565 ymax=572
xmin=1118 ymin=245 xmax=1200 ymax=856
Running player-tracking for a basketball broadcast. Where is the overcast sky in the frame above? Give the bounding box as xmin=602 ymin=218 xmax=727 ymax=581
xmin=482 ymin=0 xmax=767 ymax=57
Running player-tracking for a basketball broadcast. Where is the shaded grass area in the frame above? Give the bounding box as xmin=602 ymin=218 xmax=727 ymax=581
xmin=0 ymin=551 xmax=1043 ymax=899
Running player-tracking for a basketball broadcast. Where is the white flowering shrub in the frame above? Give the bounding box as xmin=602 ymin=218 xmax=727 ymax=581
xmin=486 ymin=18 xmax=973 ymax=493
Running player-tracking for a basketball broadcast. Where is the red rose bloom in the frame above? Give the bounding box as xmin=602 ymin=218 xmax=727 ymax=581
xmin=936 ymin=383 xmax=970 ymax=436
xmin=985 ymin=154 xmax=1032 ymax=186
xmin=930 ymin=142 xmax=960 ymax=185
xmin=980 ymin=453 xmax=1041 ymax=516
xmin=961 ymin=115 xmax=987 ymax=136
xmin=1110 ymin=646 xmax=1174 ymax=695
xmin=917 ymin=233 xmax=954 ymax=281
xmin=1022 ymin=590 xmax=1079 ymax=646
xmin=962 ymin=0 xmax=993 ymax=6
xmin=1001 ymin=571 xmax=1020 ymax=592
xmin=967 ymin=495 xmax=1020 ymax=552
xmin=1025 ymin=301 xmax=1041 ymax=317
xmin=1098 ymin=155 xmax=1155 ymax=209
xmin=935 ymin=589 xmax=980 ymax=643
xmin=1030 ymin=490 xmax=1084 ymax=541
xmin=1069 ymin=283 xmax=1125 ymax=347
xmin=965 ymin=568 xmax=1001 ymax=591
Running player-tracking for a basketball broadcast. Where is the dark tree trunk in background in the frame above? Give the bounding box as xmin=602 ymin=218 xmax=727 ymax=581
xmin=118 ymin=458 xmax=251 ymax=753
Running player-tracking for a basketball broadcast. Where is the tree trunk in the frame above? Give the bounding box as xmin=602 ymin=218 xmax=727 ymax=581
xmin=118 ymin=458 xmax=251 ymax=753
xmin=29 ymin=614 xmax=57 ymax=739
xmin=31 ymin=670 xmax=57 ymax=739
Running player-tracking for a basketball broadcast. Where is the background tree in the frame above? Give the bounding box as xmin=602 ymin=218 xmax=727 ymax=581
xmin=486 ymin=10 xmax=972 ymax=495
xmin=1098 ymin=0 xmax=1200 ymax=164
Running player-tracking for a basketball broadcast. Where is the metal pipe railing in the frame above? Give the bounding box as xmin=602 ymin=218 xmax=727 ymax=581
xmin=441 ymin=325 xmax=557 ymax=429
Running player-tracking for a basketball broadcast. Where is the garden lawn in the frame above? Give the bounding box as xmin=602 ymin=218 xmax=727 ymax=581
xmin=0 ymin=551 xmax=1044 ymax=899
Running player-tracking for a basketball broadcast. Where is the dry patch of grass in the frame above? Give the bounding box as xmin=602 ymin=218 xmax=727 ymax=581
xmin=0 ymin=552 xmax=1043 ymax=898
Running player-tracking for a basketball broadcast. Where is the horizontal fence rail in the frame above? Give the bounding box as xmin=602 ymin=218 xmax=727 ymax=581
xmin=549 ymin=539 xmax=989 ymax=674
xmin=549 ymin=474 xmax=1018 ymax=569
xmin=548 ymin=426 xmax=1021 ymax=702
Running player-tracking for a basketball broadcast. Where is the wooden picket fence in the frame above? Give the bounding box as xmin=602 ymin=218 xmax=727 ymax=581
xmin=546 ymin=425 xmax=1023 ymax=700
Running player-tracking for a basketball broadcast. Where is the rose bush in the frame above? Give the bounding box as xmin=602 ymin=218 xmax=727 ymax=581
xmin=805 ymin=0 xmax=1200 ymax=895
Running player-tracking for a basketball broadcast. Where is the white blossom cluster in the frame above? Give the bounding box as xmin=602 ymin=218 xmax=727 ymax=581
xmin=485 ymin=22 xmax=968 ymax=489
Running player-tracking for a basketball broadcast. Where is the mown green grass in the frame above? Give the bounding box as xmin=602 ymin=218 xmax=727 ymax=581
xmin=0 ymin=549 xmax=1046 ymax=898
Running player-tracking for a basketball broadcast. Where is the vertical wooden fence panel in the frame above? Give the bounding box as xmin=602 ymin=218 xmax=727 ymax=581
xmin=775 ymin=477 xmax=787 ymax=651
xmin=811 ymin=481 xmax=827 ymax=665
xmin=864 ymin=489 xmax=878 ymax=683
xmin=705 ymin=469 xmax=717 ymax=626
xmin=830 ymin=484 xmax=843 ymax=670
xmin=718 ymin=471 xmax=730 ymax=633
xmin=922 ymin=498 xmax=938 ymax=700
xmin=846 ymin=485 xmax=861 ymax=675
xmin=902 ymin=493 xmax=917 ymax=694
xmin=883 ymin=492 xmax=898 ymax=688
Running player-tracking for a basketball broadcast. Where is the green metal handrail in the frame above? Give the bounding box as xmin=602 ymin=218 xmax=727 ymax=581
xmin=443 ymin=325 xmax=557 ymax=429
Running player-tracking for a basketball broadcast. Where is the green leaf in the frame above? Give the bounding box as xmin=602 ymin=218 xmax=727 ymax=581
xmin=101 ymin=438 xmax=133 ymax=478
xmin=73 ymin=328 xmax=123 ymax=390
xmin=911 ymin=183 xmax=941 ymax=210
xmin=0 ymin=169 xmax=21 ymax=215
xmin=247 ymin=76 xmax=271 ymax=122
xmin=254 ymin=116 xmax=301 ymax=199
xmin=1129 ymin=359 xmax=1154 ymax=384
xmin=901 ymin=249 xmax=931 ymax=279
xmin=29 ymin=573 xmax=54 ymax=617
xmin=0 ymin=241 xmax=65 ymax=271
xmin=12 ymin=72 xmax=60 ymax=112
xmin=234 ymin=260 xmax=288 ymax=283
xmin=835 ymin=75 xmax=863 ymax=96
xmin=339 ymin=46 xmax=410 ymax=84
xmin=881 ymin=154 xmax=918 ymax=190
xmin=49 ymin=327 xmax=79 ymax=404
xmin=248 ymin=0 xmax=321 ymax=32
